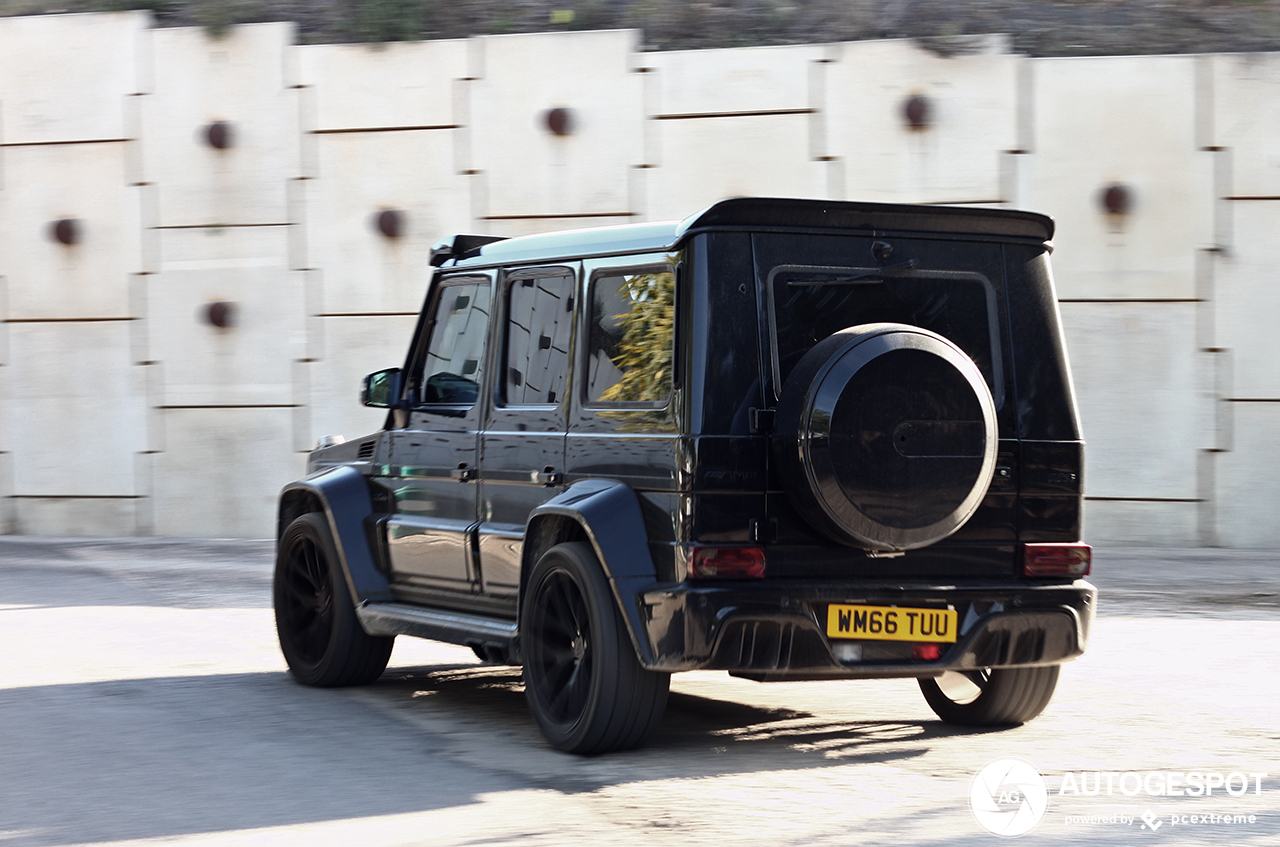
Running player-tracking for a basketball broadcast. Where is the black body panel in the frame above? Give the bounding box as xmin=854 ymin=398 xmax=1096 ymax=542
xmin=279 ymin=466 xmax=393 ymax=605
xmin=641 ymin=578 xmax=1094 ymax=675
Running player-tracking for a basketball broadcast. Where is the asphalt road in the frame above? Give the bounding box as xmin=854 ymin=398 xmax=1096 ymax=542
xmin=1 ymin=538 xmax=1278 ymax=846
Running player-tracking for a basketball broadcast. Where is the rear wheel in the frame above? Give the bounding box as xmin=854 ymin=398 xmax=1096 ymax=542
xmin=919 ymin=665 xmax=1061 ymax=726
xmin=521 ymin=542 xmax=669 ymax=754
xmin=274 ymin=513 xmax=394 ymax=687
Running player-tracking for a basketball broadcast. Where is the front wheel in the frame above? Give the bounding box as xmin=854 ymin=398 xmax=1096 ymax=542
xmin=274 ymin=513 xmax=394 ymax=687
xmin=918 ymin=665 xmax=1061 ymax=726
xmin=521 ymin=542 xmax=669 ymax=754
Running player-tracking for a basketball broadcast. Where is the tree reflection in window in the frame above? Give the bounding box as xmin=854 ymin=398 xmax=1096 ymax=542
xmin=587 ymin=270 xmax=675 ymax=405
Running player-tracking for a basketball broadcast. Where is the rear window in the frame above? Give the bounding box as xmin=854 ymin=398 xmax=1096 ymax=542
xmin=767 ymin=264 xmax=1004 ymax=407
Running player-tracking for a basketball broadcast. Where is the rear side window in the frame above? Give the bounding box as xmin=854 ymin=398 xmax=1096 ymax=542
xmin=586 ymin=267 xmax=676 ymax=405
xmin=504 ymin=272 xmax=574 ymax=405
xmin=767 ymin=265 xmax=1004 ymax=408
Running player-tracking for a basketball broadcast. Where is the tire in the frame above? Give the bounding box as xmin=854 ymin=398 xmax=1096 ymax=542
xmin=521 ymin=542 xmax=670 ymax=754
xmin=772 ymin=322 xmax=998 ymax=552
xmin=274 ymin=512 xmax=394 ymax=687
xmin=918 ymin=665 xmax=1061 ymax=726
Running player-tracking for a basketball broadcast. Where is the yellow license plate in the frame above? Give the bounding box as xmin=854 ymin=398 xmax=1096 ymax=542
xmin=826 ymin=604 xmax=957 ymax=643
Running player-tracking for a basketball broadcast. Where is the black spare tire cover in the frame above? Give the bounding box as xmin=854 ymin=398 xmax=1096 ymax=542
xmin=773 ymin=322 xmax=997 ymax=551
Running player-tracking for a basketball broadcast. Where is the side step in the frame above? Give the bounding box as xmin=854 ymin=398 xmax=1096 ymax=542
xmin=356 ymin=601 xmax=519 ymax=663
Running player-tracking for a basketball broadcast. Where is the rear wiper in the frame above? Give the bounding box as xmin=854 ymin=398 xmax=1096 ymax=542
xmin=787 ymin=259 xmax=917 ymax=287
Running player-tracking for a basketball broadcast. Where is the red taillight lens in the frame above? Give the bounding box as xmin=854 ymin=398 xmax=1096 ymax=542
xmin=690 ymin=546 xmax=766 ymax=579
xmin=912 ymin=643 xmax=943 ymax=661
xmin=1022 ymin=543 xmax=1091 ymax=577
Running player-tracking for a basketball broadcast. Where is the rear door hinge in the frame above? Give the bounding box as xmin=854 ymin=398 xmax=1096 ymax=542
xmin=750 ymin=408 xmax=775 ymax=435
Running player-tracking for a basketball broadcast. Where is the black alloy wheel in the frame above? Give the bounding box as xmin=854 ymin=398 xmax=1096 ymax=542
xmin=274 ymin=513 xmax=394 ymax=687
xmin=277 ymin=527 xmax=334 ymax=665
xmin=522 ymin=542 xmax=669 ymax=754
xmin=919 ymin=665 xmax=1061 ymax=726
xmin=526 ymin=567 xmax=593 ymax=725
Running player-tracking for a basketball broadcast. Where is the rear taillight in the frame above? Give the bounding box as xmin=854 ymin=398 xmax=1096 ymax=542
xmin=690 ymin=546 xmax=766 ymax=579
xmin=1021 ymin=543 xmax=1091 ymax=577
xmin=912 ymin=643 xmax=943 ymax=661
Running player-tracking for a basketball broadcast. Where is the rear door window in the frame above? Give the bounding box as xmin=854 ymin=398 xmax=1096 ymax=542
xmin=504 ymin=273 xmax=574 ymax=406
xmin=585 ymin=267 xmax=676 ymax=406
xmin=766 ymin=265 xmax=1004 ymax=408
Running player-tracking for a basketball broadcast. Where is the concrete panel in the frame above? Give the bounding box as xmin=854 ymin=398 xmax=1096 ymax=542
xmin=148 ymin=227 xmax=305 ymax=406
xmin=1061 ymin=302 xmax=1202 ymax=500
xmin=644 ymin=113 xmax=828 ymax=221
xmin=1015 ymin=56 xmax=1214 ymax=300
xmin=643 ymin=43 xmax=826 ymax=117
xmin=0 ymin=143 xmax=143 ymax=320
xmin=5 ymin=321 xmax=146 ymax=497
xmin=825 ymin=38 xmax=1017 ymax=204
xmin=150 ymin=407 xmax=305 ymax=538
xmin=0 ymin=450 xmax=12 ymax=534
xmin=1215 ymin=402 xmax=1280 ymax=548
xmin=470 ymin=30 xmax=643 ymax=217
xmin=306 ymin=131 xmax=471 ymax=314
xmin=1213 ymin=201 xmax=1280 ymax=399
xmin=1208 ymin=53 xmax=1280 ymax=198
xmin=141 ymin=23 xmax=300 ymax=227
xmin=0 ymin=11 xmax=150 ymax=145
xmin=1084 ymin=500 xmax=1199 ymax=548
xmin=0 ymin=364 xmax=9 ymax=454
xmin=297 ymin=40 xmax=469 ymax=131
xmin=0 ymin=276 xmax=8 ymax=365
xmin=11 ymin=497 xmax=141 ymax=537
xmin=305 ymin=314 xmax=419 ymax=447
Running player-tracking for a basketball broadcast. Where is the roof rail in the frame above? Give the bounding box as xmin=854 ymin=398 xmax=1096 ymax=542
xmin=429 ymin=233 xmax=509 ymax=267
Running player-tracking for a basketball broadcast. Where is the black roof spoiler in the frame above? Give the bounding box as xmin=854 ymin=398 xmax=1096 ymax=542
xmin=429 ymin=233 xmax=509 ymax=267
xmin=679 ymin=197 xmax=1054 ymax=242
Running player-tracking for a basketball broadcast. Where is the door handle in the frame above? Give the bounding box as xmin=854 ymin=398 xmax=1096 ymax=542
xmin=530 ymin=466 xmax=562 ymax=486
xmin=450 ymin=463 xmax=475 ymax=482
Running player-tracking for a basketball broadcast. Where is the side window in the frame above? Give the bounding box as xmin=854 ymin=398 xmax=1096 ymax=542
xmin=418 ymin=280 xmax=491 ymax=405
xmin=504 ymin=273 xmax=574 ymax=406
xmin=586 ymin=267 xmax=675 ymax=405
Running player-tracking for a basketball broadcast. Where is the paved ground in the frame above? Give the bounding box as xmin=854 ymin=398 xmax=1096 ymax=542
xmin=1 ymin=538 xmax=1278 ymax=846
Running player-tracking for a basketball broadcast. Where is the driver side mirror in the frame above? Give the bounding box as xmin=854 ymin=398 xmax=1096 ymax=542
xmin=361 ymin=368 xmax=402 ymax=408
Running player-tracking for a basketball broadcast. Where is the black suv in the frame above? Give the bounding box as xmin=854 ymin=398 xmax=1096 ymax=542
xmin=274 ymin=197 xmax=1095 ymax=754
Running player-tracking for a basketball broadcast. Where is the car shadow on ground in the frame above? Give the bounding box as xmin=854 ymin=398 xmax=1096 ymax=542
xmin=0 ymin=663 xmax=1009 ymax=846
xmin=369 ymin=661 xmax=1007 ymax=782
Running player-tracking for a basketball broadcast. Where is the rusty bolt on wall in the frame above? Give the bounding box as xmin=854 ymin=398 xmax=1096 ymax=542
xmin=544 ymin=107 xmax=575 ymax=136
xmin=204 ymin=121 xmax=235 ymax=150
xmin=203 ymin=301 xmax=238 ymax=329
xmin=903 ymin=95 xmax=932 ymax=130
xmin=50 ymin=218 xmax=81 ymax=245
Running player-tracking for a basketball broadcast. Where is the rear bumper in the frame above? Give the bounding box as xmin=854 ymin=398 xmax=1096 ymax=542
xmin=638 ymin=579 xmax=1096 ymax=677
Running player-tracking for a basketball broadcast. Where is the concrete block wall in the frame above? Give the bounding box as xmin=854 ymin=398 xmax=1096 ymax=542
xmin=0 ymin=12 xmax=152 ymax=536
xmin=0 ymin=11 xmax=1276 ymax=545
xmin=1202 ymin=53 xmax=1280 ymax=549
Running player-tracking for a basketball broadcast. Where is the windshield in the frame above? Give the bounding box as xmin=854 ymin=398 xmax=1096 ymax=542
xmin=767 ymin=264 xmax=1003 ymax=407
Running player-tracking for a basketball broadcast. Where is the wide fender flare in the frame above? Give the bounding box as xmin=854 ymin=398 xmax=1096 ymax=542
xmin=278 ymin=466 xmax=393 ymax=606
xmin=526 ymin=479 xmax=660 ymax=666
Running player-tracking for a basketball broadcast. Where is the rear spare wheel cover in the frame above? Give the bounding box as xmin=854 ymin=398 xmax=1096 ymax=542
xmin=773 ymin=323 xmax=997 ymax=551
